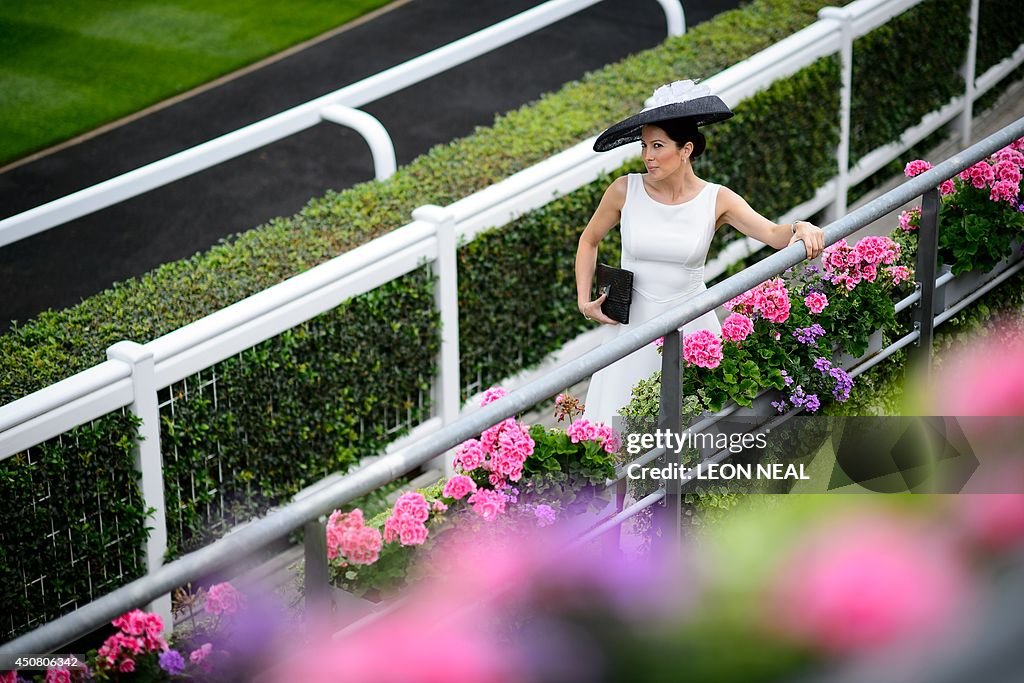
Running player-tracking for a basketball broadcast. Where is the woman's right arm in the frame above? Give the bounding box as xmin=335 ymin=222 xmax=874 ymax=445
xmin=576 ymin=176 xmax=628 ymax=325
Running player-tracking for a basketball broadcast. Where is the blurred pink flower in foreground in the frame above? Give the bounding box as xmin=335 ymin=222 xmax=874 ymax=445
xmin=958 ymin=493 xmax=1024 ymax=551
xmin=285 ymin=616 xmax=516 ymax=683
xmin=771 ymin=515 xmax=971 ymax=655
xmin=932 ymin=324 xmax=1024 ymax=415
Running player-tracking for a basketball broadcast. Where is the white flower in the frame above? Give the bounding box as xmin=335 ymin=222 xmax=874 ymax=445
xmin=643 ymin=79 xmax=711 ymax=111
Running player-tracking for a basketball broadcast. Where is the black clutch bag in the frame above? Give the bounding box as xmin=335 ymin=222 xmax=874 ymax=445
xmin=596 ymin=263 xmax=634 ymax=324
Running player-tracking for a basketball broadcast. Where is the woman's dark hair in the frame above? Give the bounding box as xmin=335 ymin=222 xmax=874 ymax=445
xmin=651 ymin=118 xmax=706 ymax=158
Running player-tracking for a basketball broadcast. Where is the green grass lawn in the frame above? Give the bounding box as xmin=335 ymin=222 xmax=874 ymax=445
xmin=0 ymin=0 xmax=394 ymax=166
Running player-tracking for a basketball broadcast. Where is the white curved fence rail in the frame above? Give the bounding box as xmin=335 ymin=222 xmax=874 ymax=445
xmin=0 ymin=0 xmax=685 ymax=249
xmin=1 ymin=0 xmax=1022 ymax=641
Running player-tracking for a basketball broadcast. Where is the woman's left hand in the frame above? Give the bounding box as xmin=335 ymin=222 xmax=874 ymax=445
xmin=790 ymin=221 xmax=825 ymax=260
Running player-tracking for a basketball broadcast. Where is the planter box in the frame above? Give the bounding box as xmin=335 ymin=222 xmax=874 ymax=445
xmin=834 ymin=329 xmax=884 ymax=370
xmin=936 ymin=242 xmax=1024 ymax=314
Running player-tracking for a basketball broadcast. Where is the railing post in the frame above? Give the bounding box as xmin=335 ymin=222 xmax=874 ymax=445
xmin=106 ymin=341 xmax=172 ymax=631
xmin=819 ymin=7 xmax=854 ymax=222
xmin=413 ymin=205 xmax=461 ymax=476
xmin=957 ymin=0 xmax=980 ymax=146
xmin=910 ymin=188 xmax=941 ymax=382
xmin=652 ymin=329 xmax=682 ymax=558
xmin=304 ymin=519 xmax=330 ymax=605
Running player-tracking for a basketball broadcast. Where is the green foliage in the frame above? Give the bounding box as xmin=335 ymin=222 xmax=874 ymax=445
xmin=976 ymin=0 xmax=1022 ymax=73
xmin=939 ymin=181 xmax=1024 ymax=275
xmin=0 ymin=411 xmax=148 ymax=642
xmin=525 ymin=424 xmax=617 ymax=509
xmin=850 ymin=0 xmax=970 ymax=159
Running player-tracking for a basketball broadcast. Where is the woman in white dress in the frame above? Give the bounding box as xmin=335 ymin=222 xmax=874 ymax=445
xmin=576 ymin=81 xmax=825 ymax=426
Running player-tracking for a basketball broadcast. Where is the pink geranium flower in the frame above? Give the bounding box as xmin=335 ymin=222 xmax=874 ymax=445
xmin=771 ymin=515 xmax=971 ymax=654
xmin=989 ymin=179 xmax=1020 ymax=203
xmin=205 ymin=582 xmax=244 ymax=616
xmin=383 ymin=492 xmax=431 ymax=547
xmin=443 ymin=475 xmax=477 ymax=500
xmin=326 ymin=509 xmax=383 ymax=565
xmin=804 ymin=292 xmax=828 ymax=314
xmin=190 ymin=643 xmax=213 ymax=665
xmin=682 ymin=329 xmax=724 ymax=369
xmin=904 ymin=159 xmax=932 ymax=177
xmin=468 ymin=488 xmax=507 ymax=521
xmin=932 ymin=324 xmax=1024 ymax=415
xmin=45 ymin=670 xmax=71 ymax=683
xmin=898 ymin=207 xmax=920 ymax=232
xmin=721 ymin=313 xmax=754 ymax=342
xmin=566 ymin=418 xmax=621 ymax=453
xmin=454 ymin=438 xmax=486 ymax=472
xmin=959 ymin=161 xmax=995 ymax=189
xmin=479 ymin=386 xmax=507 ymax=406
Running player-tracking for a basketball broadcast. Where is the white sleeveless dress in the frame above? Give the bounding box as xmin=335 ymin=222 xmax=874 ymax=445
xmin=583 ymin=173 xmax=723 ymax=426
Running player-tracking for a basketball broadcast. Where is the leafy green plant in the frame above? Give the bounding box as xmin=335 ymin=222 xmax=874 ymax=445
xmin=524 ymin=424 xmax=617 ymax=511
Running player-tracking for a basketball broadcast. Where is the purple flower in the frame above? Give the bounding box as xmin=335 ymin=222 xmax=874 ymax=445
xmin=771 ymin=399 xmax=789 ymax=414
xmin=804 ymin=393 xmax=821 ymax=413
xmin=830 ymin=367 xmax=855 ymax=402
xmin=804 ymin=264 xmax=820 ymax=275
xmin=780 ymin=369 xmax=794 ymax=387
xmin=794 ymin=324 xmax=827 ymax=346
xmin=789 ymin=386 xmax=808 ymax=408
xmin=534 ymin=504 xmax=557 ymax=528
xmin=814 ymin=357 xmax=833 ymax=373
xmin=159 ymin=649 xmax=186 ymax=675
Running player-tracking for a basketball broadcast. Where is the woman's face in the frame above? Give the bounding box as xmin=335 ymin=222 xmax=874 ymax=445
xmin=640 ymin=124 xmax=689 ymax=179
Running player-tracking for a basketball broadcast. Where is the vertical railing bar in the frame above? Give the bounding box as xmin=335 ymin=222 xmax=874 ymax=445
xmin=958 ymin=0 xmax=980 ymax=146
xmin=820 ymin=6 xmax=854 ymax=221
xmin=106 ymin=341 xmax=172 ymax=632
xmin=653 ymin=329 xmax=682 ymax=558
xmin=303 ymin=519 xmax=329 ymax=604
xmin=415 ymin=204 xmax=460 ymax=475
xmin=911 ymin=188 xmax=941 ymax=380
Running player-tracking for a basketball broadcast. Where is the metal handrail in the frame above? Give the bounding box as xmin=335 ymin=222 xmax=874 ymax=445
xmin=3 ymin=115 xmax=1021 ymax=658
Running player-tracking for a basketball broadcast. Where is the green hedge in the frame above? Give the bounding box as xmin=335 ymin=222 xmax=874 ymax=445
xmin=850 ymin=0 xmax=970 ymax=159
xmin=1 ymin=0 xmax=1017 ymax=639
xmin=977 ymin=0 xmax=1022 ymax=74
xmin=0 ymin=411 xmax=147 ymax=642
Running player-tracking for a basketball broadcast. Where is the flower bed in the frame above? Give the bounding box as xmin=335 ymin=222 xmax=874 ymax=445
xmin=326 ymin=388 xmax=621 ymax=599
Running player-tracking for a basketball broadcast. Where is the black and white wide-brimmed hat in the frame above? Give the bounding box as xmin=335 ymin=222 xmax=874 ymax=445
xmin=593 ymin=80 xmax=733 ymax=152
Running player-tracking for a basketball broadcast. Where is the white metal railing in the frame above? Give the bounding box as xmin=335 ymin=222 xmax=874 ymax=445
xmin=0 ymin=0 xmax=1021 ymax=638
xmin=0 ymin=0 xmax=685 ymax=249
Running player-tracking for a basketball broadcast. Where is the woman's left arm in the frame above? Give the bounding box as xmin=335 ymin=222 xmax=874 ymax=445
xmin=716 ymin=186 xmax=825 ymax=259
